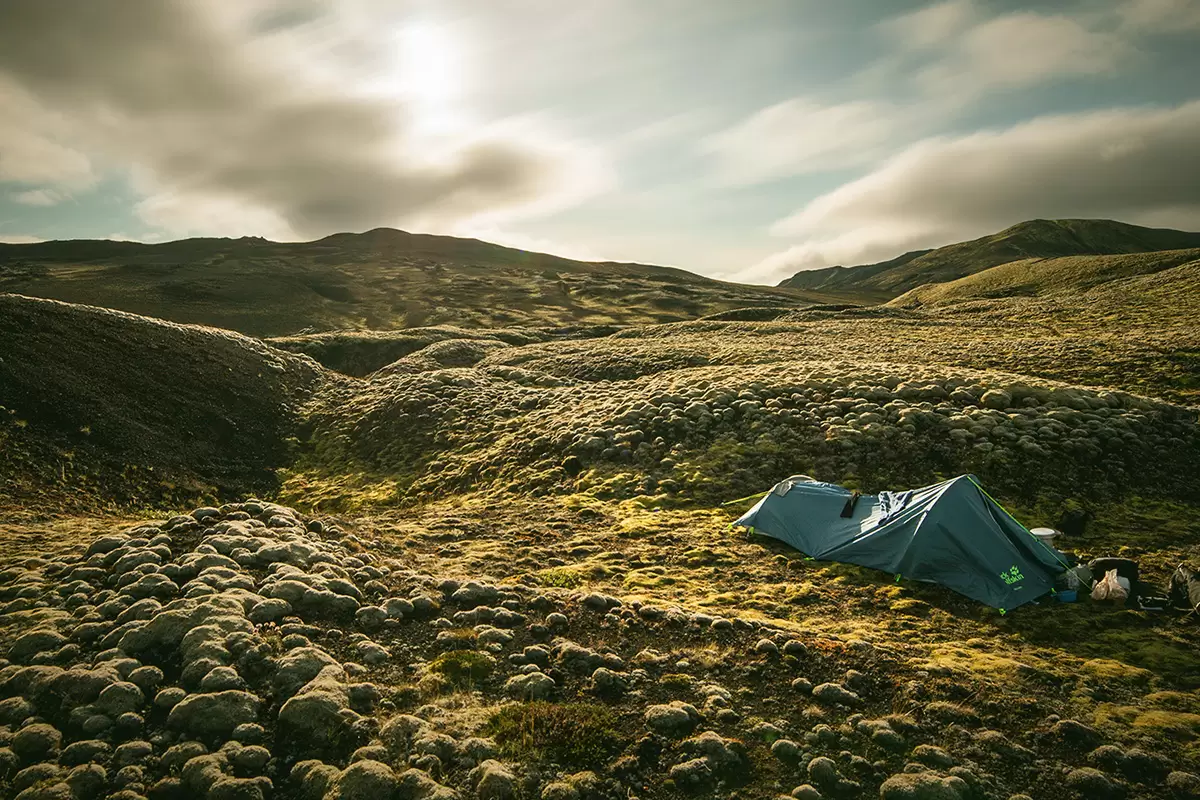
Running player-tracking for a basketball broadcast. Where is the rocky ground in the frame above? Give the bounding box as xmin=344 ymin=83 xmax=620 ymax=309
xmin=3 ymin=231 xmax=1200 ymax=799
xmin=2 ymin=500 xmax=1199 ymax=800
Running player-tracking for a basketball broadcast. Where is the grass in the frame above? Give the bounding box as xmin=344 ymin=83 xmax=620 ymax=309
xmin=485 ymin=702 xmax=622 ymax=766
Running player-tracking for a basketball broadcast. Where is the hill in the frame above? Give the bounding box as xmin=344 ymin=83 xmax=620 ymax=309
xmin=890 ymin=248 xmax=1200 ymax=309
xmin=778 ymin=219 xmax=1200 ymax=299
xmin=776 ymin=247 xmax=932 ymax=299
xmin=0 ymin=228 xmax=833 ymax=337
xmin=0 ymin=293 xmax=325 ymax=516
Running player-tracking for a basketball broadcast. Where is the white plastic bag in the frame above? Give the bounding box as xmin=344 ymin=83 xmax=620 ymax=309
xmin=1091 ymin=569 xmax=1129 ymax=605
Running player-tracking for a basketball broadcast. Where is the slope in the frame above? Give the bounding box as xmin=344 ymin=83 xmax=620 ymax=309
xmin=777 ymin=219 xmax=1200 ymax=299
xmin=0 ymin=293 xmax=326 ymax=517
xmin=0 ymin=228 xmax=833 ymax=337
xmin=890 ymin=248 xmax=1200 ymax=308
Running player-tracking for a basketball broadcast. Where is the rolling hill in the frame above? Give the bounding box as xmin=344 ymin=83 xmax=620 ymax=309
xmin=0 ymin=293 xmax=325 ymax=516
xmin=890 ymin=247 xmax=1200 ymax=310
xmin=778 ymin=218 xmax=1200 ymax=299
xmin=0 ymin=228 xmax=833 ymax=337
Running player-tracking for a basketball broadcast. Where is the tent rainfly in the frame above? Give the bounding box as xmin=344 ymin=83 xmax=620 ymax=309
xmin=734 ymin=474 xmax=1068 ymax=610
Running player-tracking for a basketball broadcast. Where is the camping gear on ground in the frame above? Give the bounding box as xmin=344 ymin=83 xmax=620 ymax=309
xmin=1057 ymin=590 xmax=1078 ymax=603
xmin=1088 ymin=557 xmax=1140 ymax=602
xmin=1091 ymin=569 xmax=1129 ymax=605
xmin=1030 ymin=527 xmax=1060 ymax=546
xmin=734 ymin=474 xmax=1069 ymax=610
xmin=1169 ymin=564 xmax=1200 ymax=614
xmin=1062 ymin=565 xmax=1091 ymax=592
xmin=1137 ymin=595 xmax=1169 ymax=612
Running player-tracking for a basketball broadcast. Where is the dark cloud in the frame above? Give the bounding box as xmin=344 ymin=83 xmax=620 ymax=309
xmin=0 ymin=0 xmax=597 ymax=237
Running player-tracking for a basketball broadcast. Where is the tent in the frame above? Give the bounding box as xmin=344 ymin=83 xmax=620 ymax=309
xmin=734 ymin=474 xmax=1068 ymax=610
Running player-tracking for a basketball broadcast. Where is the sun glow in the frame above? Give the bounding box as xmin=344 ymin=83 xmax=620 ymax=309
xmin=395 ymin=20 xmax=467 ymax=136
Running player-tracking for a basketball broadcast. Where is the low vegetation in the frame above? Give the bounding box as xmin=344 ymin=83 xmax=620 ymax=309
xmin=486 ymin=702 xmax=622 ymax=766
xmin=0 ymin=219 xmax=1198 ymax=798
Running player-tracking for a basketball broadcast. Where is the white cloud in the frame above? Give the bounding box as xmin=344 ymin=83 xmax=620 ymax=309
xmin=0 ymin=0 xmax=609 ymax=240
xmin=0 ymin=80 xmax=95 ymax=190
xmin=707 ymin=3 xmax=1141 ymax=189
xmin=699 ymin=99 xmax=912 ymax=184
xmin=1118 ymin=0 xmax=1200 ymax=32
xmin=881 ymin=0 xmax=977 ymax=51
xmin=742 ymin=101 xmax=1200 ymax=284
xmin=0 ymin=234 xmax=45 ymax=244
xmin=12 ymin=189 xmax=62 ymax=207
xmin=918 ymin=11 xmax=1132 ymax=96
xmin=615 ymin=111 xmax=716 ymax=153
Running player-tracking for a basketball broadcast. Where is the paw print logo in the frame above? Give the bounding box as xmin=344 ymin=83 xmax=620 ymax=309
xmin=1000 ymin=565 xmax=1025 ymax=585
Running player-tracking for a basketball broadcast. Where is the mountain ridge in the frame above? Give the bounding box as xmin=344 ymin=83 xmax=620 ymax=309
xmin=0 ymin=227 xmax=836 ymax=337
xmin=777 ymin=218 xmax=1200 ymax=299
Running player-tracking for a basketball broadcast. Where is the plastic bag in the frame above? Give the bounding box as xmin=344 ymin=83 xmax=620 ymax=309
xmin=1091 ymin=568 xmax=1129 ymax=605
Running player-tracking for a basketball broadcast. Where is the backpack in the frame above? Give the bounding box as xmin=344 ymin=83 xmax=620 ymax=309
xmin=1169 ymin=565 xmax=1200 ymax=614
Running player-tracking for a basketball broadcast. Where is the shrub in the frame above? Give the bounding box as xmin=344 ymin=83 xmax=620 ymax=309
xmin=485 ymin=702 xmax=621 ymax=765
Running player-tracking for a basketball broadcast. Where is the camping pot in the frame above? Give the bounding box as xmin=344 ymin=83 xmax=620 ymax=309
xmin=1030 ymin=527 xmax=1059 ymax=546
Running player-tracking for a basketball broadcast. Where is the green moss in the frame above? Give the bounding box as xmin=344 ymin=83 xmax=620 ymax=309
xmin=485 ymin=702 xmax=621 ymax=766
xmin=660 ymin=673 xmax=693 ymax=691
xmin=428 ymin=650 xmax=495 ymax=684
xmin=1079 ymin=658 xmax=1153 ymax=686
xmin=537 ymin=566 xmax=586 ymax=589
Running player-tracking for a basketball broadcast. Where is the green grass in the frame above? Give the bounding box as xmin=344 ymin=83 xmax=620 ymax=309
xmin=485 ymin=702 xmax=622 ymax=766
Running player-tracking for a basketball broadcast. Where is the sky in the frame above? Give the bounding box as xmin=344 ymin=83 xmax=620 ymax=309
xmin=1 ymin=0 xmax=1199 ymax=285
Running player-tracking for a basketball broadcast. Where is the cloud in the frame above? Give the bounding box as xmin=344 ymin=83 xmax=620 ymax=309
xmin=699 ymin=100 xmax=912 ymax=184
xmin=12 ymin=189 xmax=62 ymax=207
xmin=0 ymin=234 xmax=45 ymax=244
xmin=708 ymin=3 xmax=1141 ymax=189
xmin=920 ymin=11 xmax=1131 ymax=95
xmin=0 ymin=0 xmax=608 ymax=240
xmin=0 ymin=80 xmax=95 ymax=190
xmin=1118 ymin=0 xmax=1200 ymax=32
xmin=739 ymin=101 xmax=1200 ymax=283
xmin=881 ymin=0 xmax=977 ymax=51
xmin=872 ymin=2 xmax=1135 ymax=105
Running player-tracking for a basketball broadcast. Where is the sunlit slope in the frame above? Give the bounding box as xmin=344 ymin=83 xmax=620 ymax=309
xmin=780 ymin=219 xmax=1200 ymax=299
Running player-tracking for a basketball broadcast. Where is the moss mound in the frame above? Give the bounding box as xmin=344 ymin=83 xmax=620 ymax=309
xmin=428 ymin=650 xmax=495 ymax=684
xmin=486 ymin=702 xmax=621 ymax=766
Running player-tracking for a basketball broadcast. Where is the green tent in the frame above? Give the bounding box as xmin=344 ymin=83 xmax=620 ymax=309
xmin=734 ymin=474 xmax=1067 ymax=610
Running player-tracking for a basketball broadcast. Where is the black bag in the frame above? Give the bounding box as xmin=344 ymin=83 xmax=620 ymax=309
xmin=1169 ymin=565 xmax=1200 ymax=613
xmin=1058 ymin=506 xmax=1092 ymax=537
